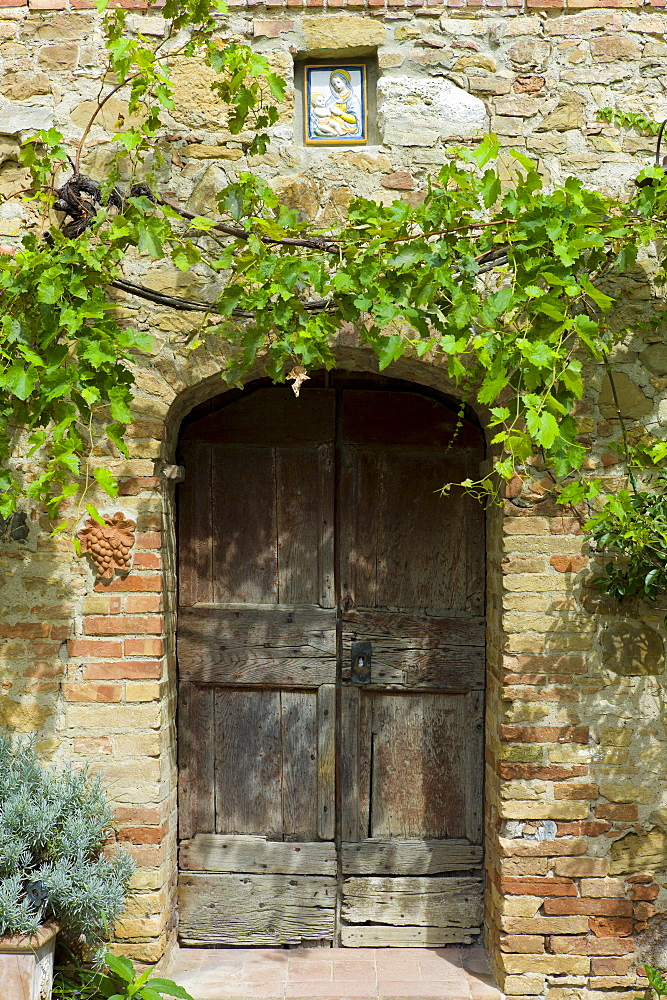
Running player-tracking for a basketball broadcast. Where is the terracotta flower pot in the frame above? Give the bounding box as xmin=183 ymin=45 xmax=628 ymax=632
xmin=0 ymin=922 xmax=58 ymax=1000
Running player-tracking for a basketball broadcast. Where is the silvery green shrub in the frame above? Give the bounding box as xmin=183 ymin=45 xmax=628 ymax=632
xmin=0 ymin=734 xmax=134 ymax=951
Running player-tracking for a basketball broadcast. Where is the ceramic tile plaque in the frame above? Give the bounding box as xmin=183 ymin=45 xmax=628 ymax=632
xmin=304 ymin=64 xmax=367 ymax=146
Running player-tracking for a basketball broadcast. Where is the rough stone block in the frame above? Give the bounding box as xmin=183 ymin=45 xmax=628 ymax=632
xmin=378 ymin=76 xmax=488 ymax=145
xmin=302 ymin=15 xmax=385 ymax=51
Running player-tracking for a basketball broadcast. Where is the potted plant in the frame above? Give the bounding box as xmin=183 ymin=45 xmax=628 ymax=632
xmin=0 ymin=734 xmax=134 ymax=1000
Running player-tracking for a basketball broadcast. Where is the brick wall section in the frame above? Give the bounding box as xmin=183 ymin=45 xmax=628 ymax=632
xmin=2 ymin=1 xmax=667 ymax=990
xmin=62 ymin=483 xmax=178 ymax=963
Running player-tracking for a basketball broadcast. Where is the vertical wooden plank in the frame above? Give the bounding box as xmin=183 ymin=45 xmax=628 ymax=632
xmin=465 ymin=487 xmax=486 ymax=617
xmin=318 ymin=444 xmax=335 ymax=609
xmin=374 ymin=451 xmax=470 ymax=613
xmin=359 ymin=690 xmax=372 ymax=839
xmin=465 ymin=689 xmax=484 ymax=844
xmin=317 ymin=684 xmax=335 ymax=841
xmin=337 ymin=445 xmax=378 ymax=610
xmin=215 ymin=689 xmax=283 ymax=838
xmin=178 ymin=683 xmax=215 ymax=839
xmin=282 ymin=690 xmax=318 ymax=841
xmin=211 ymin=445 xmax=278 ymax=604
xmin=370 ymin=693 xmax=468 ymax=839
xmin=178 ymin=442 xmax=212 ymax=607
xmin=339 ymin=685 xmax=360 ymax=843
xmin=276 ymin=448 xmax=319 ymax=605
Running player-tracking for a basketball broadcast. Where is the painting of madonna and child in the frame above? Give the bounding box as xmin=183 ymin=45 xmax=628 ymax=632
xmin=305 ymin=65 xmax=367 ymax=146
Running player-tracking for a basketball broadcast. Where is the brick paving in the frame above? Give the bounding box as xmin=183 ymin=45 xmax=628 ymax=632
xmin=167 ymin=945 xmax=503 ymax=1000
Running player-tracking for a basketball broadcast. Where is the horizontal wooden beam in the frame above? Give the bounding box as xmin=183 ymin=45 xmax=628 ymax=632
xmin=178 ymin=604 xmax=336 ymax=686
xmin=340 ymin=925 xmax=480 ymax=947
xmin=342 ymin=875 xmax=484 ymax=928
xmin=178 ymin=872 xmax=336 ymax=946
xmin=342 ymin=608 xmax=485 ymax=690
xmin=180 ymin=834 xmax=337 ymax=875
xmin=341 ymin=839 xmax=483 ymax=875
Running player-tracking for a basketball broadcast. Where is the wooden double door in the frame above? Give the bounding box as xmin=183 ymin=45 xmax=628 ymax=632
xmin=176 ymin=378 xmax=486 ymax=947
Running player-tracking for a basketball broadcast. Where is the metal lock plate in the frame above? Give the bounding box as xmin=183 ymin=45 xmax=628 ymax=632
xmin=350 ymin=641 xmax=372 ymax=684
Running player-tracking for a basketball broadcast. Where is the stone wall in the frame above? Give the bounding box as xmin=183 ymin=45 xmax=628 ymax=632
xmin=2 ymin=0 xmax=667 ymax=996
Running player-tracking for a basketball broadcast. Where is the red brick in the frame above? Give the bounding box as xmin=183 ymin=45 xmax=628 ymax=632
xmin=0 ymin=623 xmax=50 ymax=638
xmin=68 ymin=639 xmax=123 ymax=658
xmin=500 ymin=877 xmax=578 ymax=896
xmin=634 ymin=901 xmax=657 ymax=921
xmin=0 ymin=0 xmax=28 ymax=6
xmin=596 ymin=804 xmax=638 ymax=821
xmin=253 ymin=18 xmax=296 ymax=36
xmin=125 ymin=638 xmax=164 ymax=656
xmin=591 ymin=957 xmax=634 ymax=976
xmin=118 ymin=477 xmax=162 ymax=495
xmin=554 ymin=783 xmax=599 ymax=800
xmin=124 ymin=595 xmax=163 ymax=613
xmin=550 ymin=554 xmax=589 ymax=573
xmin=550 ymin=936 xmax=635 ymax=955
xmin=84 ymin=615 xmax=164 ymax=636
xmin=631 ymin=884 xmax=659 ymax=901
xmin=62 ymin=682 xmax=122 ymax=703
xmin=500 ymin=764 xmax=589 ymax=781
xmin=544 ymin=898 xmax=633 ymax=916
xmin=50 ymin=625 xmax=70 ymax=640
xmin=117 ymin=821 xmax=167 ymax=845
xmin=115 ymin=806 xmax=162 ymax=824
xmin=83 ymin=660 xmax=162 ymax=680
xmin=557 ymin=821 xmax=611 ymax=837
xmin=23 ymin=661 xmax=65 ymax=679
xmin=501 ymin=725 xmax=589 ymax=743
xmin=136 ymin=531 xmax=161 ymax=549
xmin=589 ymin=917 xmax=634 ymax=938
xmin=132 ymin=553 xmax=161 ymax=569
xmin=95 ymin=574 xmax=162 ymax=593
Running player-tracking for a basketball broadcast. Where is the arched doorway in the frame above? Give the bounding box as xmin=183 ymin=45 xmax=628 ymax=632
xmin=175 ymin=371 xmax=486 ymax=947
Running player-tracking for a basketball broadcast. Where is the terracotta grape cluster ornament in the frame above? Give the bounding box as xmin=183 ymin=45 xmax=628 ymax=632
xmin=77 ymin=511 xmax=136 ymax=580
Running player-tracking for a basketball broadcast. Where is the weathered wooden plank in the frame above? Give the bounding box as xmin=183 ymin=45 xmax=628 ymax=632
xmin=341 ymin=839 xmax=483 ymax=875
xmin=178 ymin=872 xmax=336 ymax=945
xmin=215 ymin=689 xmax=282 ymax=837
xmin=282 ymin=690 xmax=318 ymax=841
xmin=180 ymin=387 xmax=336 ymax=447
xmin=277 ymin=448 xmax=321 ymax=606
xmin=343 ymin=609 xmax=485 ymax=647
xmin=341 ymin=876 xmax=484 ymax=927
xmin=340 ymin=686 xmax=360 ymax=843
xmin=465 ymin=689 xmax=484 ymax=845
xmin=317 ymin=444 xmax=335 ymax=609
xmin=177 ymin=605 xmax=336 ymax=686
xmin=370 ymin=693 xmax=469 ymax=839
xmin=340 ymin=925 xmax=479 ymax=947
xmin=317 ymin=684 xmax=335 ymax=841
xmin=342 ymin=610 xmax=484 ymax=691
xmin=338 ymin=445 xmax=379 ymax=610
xmin=211 ymin=445 xmax=278 ymax=604
xmin=177 ymin=684 xmax=214 ymax=840
xmin=179 ymin=834 xmax=337 ymax=874
xmin=178 ymin=442 xmax=212 ymax=607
